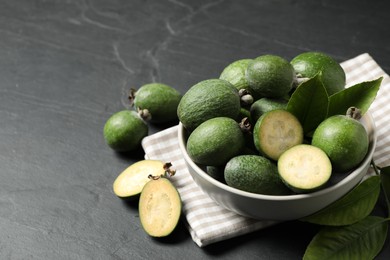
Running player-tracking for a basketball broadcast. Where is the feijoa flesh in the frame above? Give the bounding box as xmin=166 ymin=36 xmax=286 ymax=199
xmin=224 ymin=155 xmax=291 ymax=195
xmin=186 ymin=117 xmax=245 ymax=166
xmin=113 ymin=160 xmax=173 ymax=198
xmin=177 ymin=79 xmax=241 ymax=131
xmin=278 ymin=144 xmax=332 ymax=193
xmin=131 ymin=83 xmax=182 ymax=123
xmin=139 ymin=176 xmax=181 ymax=237
xmin=311 ymin=113 xmax=369 ymax=172
xmin=103 ymin=110 xmax=148 ymax=152
xmin=253 ymin=109 xmax=303 ymax=161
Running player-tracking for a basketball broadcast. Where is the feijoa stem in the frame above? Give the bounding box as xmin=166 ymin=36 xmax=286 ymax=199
xmin=137 ymin=107 xmax=152 ymax=121
xmin=239 ymin=117 xmax=252 ymax=133
xmin=346 ymin=106 xmax=362 ymax=120
xmin=128 ymin=88 xmax=137 ymax=107
xmin=238 ymin=89 xmax=254 ymax=106
xmin=148 ymin=162 xmax=176 ymax=180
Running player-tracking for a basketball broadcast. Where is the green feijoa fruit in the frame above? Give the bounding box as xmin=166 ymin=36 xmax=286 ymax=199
xmin=103 ymin=110 xmax=148 ymax=152
xmin=224 ymin=155 xmax=291 ymax=195
xmin=220 ymin=59 xmax=253 ymax=91
xmin=250 ymin=97 xmax=288 ymax=123
xmin=278 ymin=144 xmax=332 ymax=193
xmin=311 ymin=114 xmax=369 ymax=172
xmin=186 ymin=117 xmax=245 ymax=166
xmin=139 ymin=176 xmax=181 ymax=237
xmin=206 ymin=166 xmax=225 ymax=182
xmin=245 ymin=55 xmax=295 ymax=99
xmin=291 ymin=51 xmax=346 ymax=95
xmin=177 ymin=79 xmax=241 ymax=131
xmin=253 ymin=109 xmax=303 ymax=161
xmin=131 ymin=83 xmax=182 ymax=123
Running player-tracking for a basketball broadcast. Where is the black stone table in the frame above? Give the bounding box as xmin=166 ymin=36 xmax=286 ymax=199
xmin=1 ymin=0 xmax=389 ymax=259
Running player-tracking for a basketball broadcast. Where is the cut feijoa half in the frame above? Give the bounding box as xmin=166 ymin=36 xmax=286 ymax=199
xmin=278 ymin=144 xmax=332 ymax=193
xmin=253 ymin=109 xmax=303 ymax=161
xmin=139 ymin=176 xmax=182 ymax=237
xmin=113 ymin=160 xmax=173 ymax=198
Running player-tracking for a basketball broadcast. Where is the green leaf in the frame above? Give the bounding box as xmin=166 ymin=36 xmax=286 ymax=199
xmin=287 ymin=74 xmax=329 ymax=135
xmin=303 ymin=216 xmax=389 ymax=260
xmin=380 ymin=165 xmax=390 ymax=217
xmin=301 ymin=176 xmax=381 ymax=226
xmin=327 ymin=77 xmax=382 ymax=117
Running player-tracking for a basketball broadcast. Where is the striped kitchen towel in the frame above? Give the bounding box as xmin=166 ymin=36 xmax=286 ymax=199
xmin=141 ymin=53 xmax=390 ymax=247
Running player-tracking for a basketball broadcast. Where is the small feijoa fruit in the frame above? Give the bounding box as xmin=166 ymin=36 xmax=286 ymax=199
xmin=311 ymin=111 xmax=369 ymax=172
xmin=245 ymin=55 xmax=295 ymax=99
xmin=103 ymin=110 xmax=148 ymax=152
xmin=130 ymin=83 xmax=182 ymax=124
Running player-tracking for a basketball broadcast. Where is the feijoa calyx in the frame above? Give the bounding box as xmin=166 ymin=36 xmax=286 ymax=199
xmin=139 ymin=175 xmax=181 ymax=237
xmin=311 ymin=107 xmax=369 ymax=172
xmin=113 ymin=160 xmax=174 ymax=199
xmin=177 ymin=79 xmax=241 ymax=131
xmin=224 ymin=155 xmax=291 ymax=195
xmin=130 ymin=83 xmax=182 ymax=123
xmin=186 ymin=117 xmax=245 ymax=166
xmin=103 ymin=110 xmax=148 ymax=152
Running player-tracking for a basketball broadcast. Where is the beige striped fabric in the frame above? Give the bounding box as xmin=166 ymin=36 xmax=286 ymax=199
xmin=141 ymin=53 xmax=390 ymax=247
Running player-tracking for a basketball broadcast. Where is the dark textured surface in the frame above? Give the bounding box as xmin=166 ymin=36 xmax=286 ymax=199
xmin=0 ymin=0 xmax=389 ymax=259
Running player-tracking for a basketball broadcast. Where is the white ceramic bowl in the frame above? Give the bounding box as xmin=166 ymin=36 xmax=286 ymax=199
xmin=178 ymin=113 xmax=377 ymax=220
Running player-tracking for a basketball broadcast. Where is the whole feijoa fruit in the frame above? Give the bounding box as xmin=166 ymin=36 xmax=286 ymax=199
xmin=224 ymin=155 xmax=291 ymax=195
xmin=177 ymin=79 xmax=241 ymax=131
xmin=291 ymin=51 xmax=346 ymax=95
xmin=219 ymin=59 xmax=253 ymax=92
xmin=311 ymin=112 xmax=369 ymax=172
xmin=130 ymin=83 xmax=182 ymax=123
xmin=245 ymin=55 xmax=295 ymax=99
xmin=103 ymin=110 xmax=148 ymax=152
xmin=186 ymin=117 xmax=245 ymax=166
xmin=253 ymin=109 xmax=303 ymax=161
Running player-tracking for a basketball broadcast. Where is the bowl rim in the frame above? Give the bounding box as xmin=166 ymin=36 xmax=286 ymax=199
xmin=177 ymin=112 xmax=377 ymax=201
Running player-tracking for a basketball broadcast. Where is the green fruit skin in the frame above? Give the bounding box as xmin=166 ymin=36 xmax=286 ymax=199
xmin=177 ymin=79 xmax=241 ymax=131
xmin=250 ymin=97 xmax=288 ymax=123
xmin=219 ymin=59 xmax=253 ymax=92
xmin=224 ymin=155 xmax=291 ymax=195
xmin=134 ymin=83 xmax=182 ymax=123
xmin=103 ymin=110 xmax=148 ymax=152
xmin=291 ymin=51 xmax=346 ymax=95
xmin=206 ymin=166 xmax=225 ymax=182
xmin=311 ymin=115 xmax=369 ymax=172
xmin=186 ymin=117 xmax=245 ymax=166
xmin=245 ymin=55 xmax=295 ymax=99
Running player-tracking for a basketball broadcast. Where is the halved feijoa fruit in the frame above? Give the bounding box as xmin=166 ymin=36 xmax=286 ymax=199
xmin=139 ymin=176 xmax=181 ymax=237
xmin=253 ymin=109 xmax=303 ymax=160
xmin=113 ymin=160 xmax=173 ymax=199
xmin=278 ymin=144 xmax=332 ymax=193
